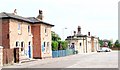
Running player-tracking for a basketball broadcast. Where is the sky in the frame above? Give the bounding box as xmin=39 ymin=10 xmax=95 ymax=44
xmin=0 ymin=0 xmax=119 ymax=42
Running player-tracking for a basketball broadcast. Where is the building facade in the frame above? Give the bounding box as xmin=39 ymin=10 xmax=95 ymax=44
xmin=30 ymin=17 xmax=54 ymax=59
xmin=0 ymin=10 xmax=54 ymax=63
xmin=66 ymin=26 xmax=99 ymax=53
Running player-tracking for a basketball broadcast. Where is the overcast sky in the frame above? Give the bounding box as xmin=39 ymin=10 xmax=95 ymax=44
xmin=0 ymin=0 xmax=119 ymax=42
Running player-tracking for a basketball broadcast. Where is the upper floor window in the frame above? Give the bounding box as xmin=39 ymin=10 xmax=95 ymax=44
xmin=28 ymin=25 xmax=30 ymax=33
xmin=45 ymin=27 xmax=47 ymax=33
xmin=18 ymin=23 xmax=22 ymax=34
xmin=18 ymin=23 xmax=21 ymax=30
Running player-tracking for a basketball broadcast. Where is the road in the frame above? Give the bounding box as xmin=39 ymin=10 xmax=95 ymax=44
xmin=2 ymin=51 xmax=118 ymax=68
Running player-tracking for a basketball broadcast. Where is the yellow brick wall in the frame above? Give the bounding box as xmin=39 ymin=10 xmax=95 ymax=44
xmin=9 ymin=19 xmax=33 ymax=58
xmin=40 ymin=24 xmax=52 ymax=58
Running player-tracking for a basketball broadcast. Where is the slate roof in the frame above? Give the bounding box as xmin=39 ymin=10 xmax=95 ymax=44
xmin=66 ymin=34 xmax=87 ymax=40
xmin=0 ymin=12 xmax=54 ymax=26
xmin=27 ymin=17 xmax=54 ymax=26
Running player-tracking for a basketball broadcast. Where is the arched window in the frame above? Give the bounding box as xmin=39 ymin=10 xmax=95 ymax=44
xmin=21 ymin=42 xmax=24 ymax=51
xmin=16 ymin=41 xmax=19 ymax=47
xmin=80 ymin=43 xmax=82 ymax=46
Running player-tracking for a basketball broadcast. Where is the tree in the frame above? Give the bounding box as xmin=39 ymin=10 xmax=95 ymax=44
xmin=52 ymin=41 xmax=58 ymax=51
xmin=99 ymin=39 xmax=104 ymax=47
xmin=114 ymin=40 xmax=120 ymax=48
xmin=51 ymin=31 xmax=68 ymax=50
xmin=108 ymin=41 xmax=112 ymax=47
xmin=51 ymin=31 xmax=61 ymax=41
xmin=61 ymin=41 xmax=68 ymax=50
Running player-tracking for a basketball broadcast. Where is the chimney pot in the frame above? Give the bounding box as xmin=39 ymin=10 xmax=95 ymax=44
xmin=77 ymin=26 xmax=81 ymax=35
xmin=74 ymin=31 xmax=76 ymax=36
xmin=88 ymin=32 xmax=90 ymax=36
xmin=13 ymin=9 xmax=17 ymax=15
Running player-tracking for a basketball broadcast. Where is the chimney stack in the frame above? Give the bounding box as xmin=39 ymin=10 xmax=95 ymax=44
xmin=88 ymin=32 xmax=90 ymax=36
xmin=37 ymin=10 xmax=43 ymax=20
xmin=74 ymin=31 xmax=76 ymax=36
xmin=77 ymin=26 xmax=81 ymax=35
xmin=13 ymin=9 xmax=17 ymax=15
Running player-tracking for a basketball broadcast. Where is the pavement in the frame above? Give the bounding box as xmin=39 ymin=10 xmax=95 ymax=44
xmin=1 ymin=51 xmax=119 ymax=68
xmin=1 ymin=54 xmax=76 ymax=68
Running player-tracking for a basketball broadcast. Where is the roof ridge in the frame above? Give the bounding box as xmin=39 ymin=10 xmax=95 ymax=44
xmin=2 ymin=12 xmax=10 ymax=17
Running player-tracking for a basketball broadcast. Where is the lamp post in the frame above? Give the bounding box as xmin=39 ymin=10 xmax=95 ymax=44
xmin=63 ymin=27 xmax=67 ymax=41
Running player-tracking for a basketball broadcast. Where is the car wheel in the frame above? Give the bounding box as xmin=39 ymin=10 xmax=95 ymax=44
xmin=105 ymin=50 xmax=109 ymax=52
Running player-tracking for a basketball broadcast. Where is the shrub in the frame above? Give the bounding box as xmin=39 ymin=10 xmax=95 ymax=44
xmin=52 ymin=41 xmax=58 ymax=51
xmin=58 ymin=41 xmax=63 ymax=50
xmin=61 ymin=41 xmax=68 ymax=50
xmin=114 ymin=40 xmax=120 ymax=48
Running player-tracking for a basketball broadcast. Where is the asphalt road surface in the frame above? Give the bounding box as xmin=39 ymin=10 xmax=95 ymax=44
xmin=2 ymin=51 xmax=118 ymax=68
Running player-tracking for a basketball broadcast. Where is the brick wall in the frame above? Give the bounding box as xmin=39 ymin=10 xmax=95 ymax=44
xmin=40 ymin=24 xmax=52 ymax=58
xmin=3 ymin=49 xmax=14 ymax=65
xmin=2 ymin=19 xmax=10 ymax=49
xmin=0 ymin=19 xmax=2 ymax=46
xmin=110 ymin=47 xmax=120 ymax=50
xmin=31 ymin=24 xmax=41 ymax=58
xmin=9 ymin=19 xmax=33 ymax=58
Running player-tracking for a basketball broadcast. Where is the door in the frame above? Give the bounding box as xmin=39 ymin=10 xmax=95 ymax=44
xmin=28 ymin=42 xmax=31 ymax=58
xmin=14 ymin=48 xmax=19 ymax=63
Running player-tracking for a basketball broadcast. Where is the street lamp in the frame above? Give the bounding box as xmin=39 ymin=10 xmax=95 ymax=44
xmin=63 ymin=27 xmax=67 ymax=41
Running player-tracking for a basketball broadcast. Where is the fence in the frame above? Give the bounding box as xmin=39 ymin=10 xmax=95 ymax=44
xmin=52 ymin=49 xmax=74 ymax=58
xmin=3 ymin=49 xmax=14 ymax=65
xmin=110 ymin=47 xmax=120 ymax=50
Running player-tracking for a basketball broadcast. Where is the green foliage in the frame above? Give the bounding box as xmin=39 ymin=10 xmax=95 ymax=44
xmin=58 ymin=41 xmax=62 ymax=50
xmin=61 ymin=41 xmax=68 ymax=50
xmin=114 ymin=40 xmax=120 ymax=47
xmin=108 ymin=41 xmax=112 ymax=47
xmin=51 ymin=31 xmax=61 ymax=41
xmin=52 ymin=41 xmax=58 ymax=51
xmin=51 ymin=31 xmax=68 ymax=50
xmin=99 ymin=39 xmax=104 ymax=47
xmin=57 ymin=41 xmax=68 ymax=50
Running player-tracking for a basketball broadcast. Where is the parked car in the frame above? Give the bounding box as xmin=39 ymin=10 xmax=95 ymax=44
xmin=97 ymin=47 xmax=112 ymax=52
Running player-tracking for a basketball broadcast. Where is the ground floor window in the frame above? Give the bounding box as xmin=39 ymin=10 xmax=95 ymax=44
xmin=16 ymin=41 xmax=19 ymax=47
xmin=46 ymin=42 xmax=50 ymax=53
xmin=80 ymin=43 xmax=82 ymax=46
xmin=21 ymin=42 xmax=24 ymax=51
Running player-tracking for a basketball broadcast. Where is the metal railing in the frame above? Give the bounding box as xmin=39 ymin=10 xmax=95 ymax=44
xmin=52 ymin=49 xmax=75 ymax=58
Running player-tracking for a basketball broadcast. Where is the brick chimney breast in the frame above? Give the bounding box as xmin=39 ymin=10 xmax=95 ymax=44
xmin=88 ymin=32 xmax=90 ymax=36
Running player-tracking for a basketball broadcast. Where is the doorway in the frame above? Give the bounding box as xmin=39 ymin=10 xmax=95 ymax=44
xmin=28 ymin=42 xmax=31 ymax=58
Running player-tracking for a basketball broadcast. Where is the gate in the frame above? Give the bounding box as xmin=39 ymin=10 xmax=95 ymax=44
xmin=14 ymin=48 xmax=19 ymax=63
xmin=3 ymin=49 xmax=14 ymax=65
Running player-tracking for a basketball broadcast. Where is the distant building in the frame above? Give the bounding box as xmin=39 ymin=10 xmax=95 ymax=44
xmin=66 ymin=26 xmax=100 ymax=53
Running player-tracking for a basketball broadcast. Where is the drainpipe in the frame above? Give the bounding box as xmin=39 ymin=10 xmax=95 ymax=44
xmin=83 ymin=37 xmax=85 ymax=53
xmin=86 ymin=36 xmax=87 ymax=53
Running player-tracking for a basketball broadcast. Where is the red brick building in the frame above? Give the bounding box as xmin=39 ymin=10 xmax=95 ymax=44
xmin=0 ymin=10 xmax=54 ymax=64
